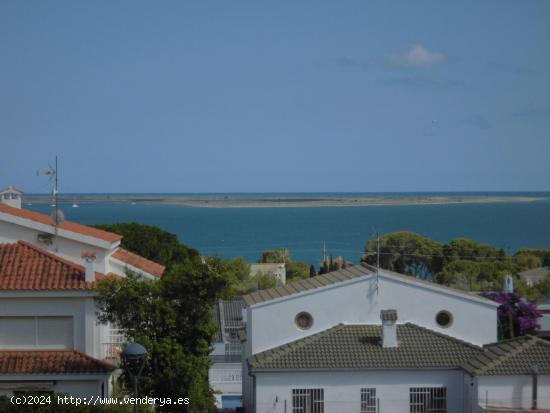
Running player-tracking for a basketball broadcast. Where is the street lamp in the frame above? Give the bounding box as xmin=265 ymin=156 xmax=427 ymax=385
xmin=121 ymin=342 xmax=148 ymax=413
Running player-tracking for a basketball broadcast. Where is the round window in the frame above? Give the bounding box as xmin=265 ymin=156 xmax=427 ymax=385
xmin=435 ymin=310 xmax=453 ymax=328
xmin=295 ymin=312 xmax=313 ymax=330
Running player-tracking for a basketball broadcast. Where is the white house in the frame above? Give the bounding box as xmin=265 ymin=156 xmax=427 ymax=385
xmin=210 ymin=300 xmax=245 ymax=409
xmin=241 ymin=264 xmax=550 ymax=413
xmin=0 ymin=194 xmax=165 ymax=397
xmin=250 ymin=263 xmax=286 ymax=285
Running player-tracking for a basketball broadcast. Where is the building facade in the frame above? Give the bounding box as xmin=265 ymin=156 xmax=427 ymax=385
xmin=241 ymin=264 xmax=550 ymax=412
xmin=0 ymin=196 xmax=164 ymax=397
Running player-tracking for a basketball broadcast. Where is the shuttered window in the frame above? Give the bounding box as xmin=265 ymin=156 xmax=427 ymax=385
xmin=0 ymin=317 xmax=73 ymax=349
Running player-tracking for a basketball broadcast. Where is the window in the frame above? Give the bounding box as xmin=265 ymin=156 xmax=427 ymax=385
xmin=292 ymin=389 xmax=324 ymax=413
xmin=0 ymin=317 xmax=73 ymax=349
xmin=294 ymin=312 xmax=313 ymax=330
xmin=361 ymin=388 xmax=377 ymax=413
xmin=435 ymin=311 xmax=453 ymax=328
xmin=410 ymin=387 xmax=447 ymax=413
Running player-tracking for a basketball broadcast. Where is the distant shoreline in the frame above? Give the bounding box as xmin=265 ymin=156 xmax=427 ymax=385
xmin=22 ymin=194 xmax=546 ymax=208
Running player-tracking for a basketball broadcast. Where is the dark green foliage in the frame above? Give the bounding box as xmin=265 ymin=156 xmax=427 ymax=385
xmin=96 ymin=258 xmax=227 ymax=412
xmin=259 ymin=248 xmax=290 ymax=264
xmin=362 ymin=231 xmax=550 ymax=296
xmin=527 ymin=278 xmax=550 ymax=303
xmin=309 ymin=264 xmax=317 ymax=277
xmin=286 ymin=261 xmax=310 ymax=281
xmin=94 ymin=222 xmax=198 ymax=269
xmin=363 ymin=232 xmax=442 ymax=279
xmin=257 ymin=248 xmax=312 ymax=281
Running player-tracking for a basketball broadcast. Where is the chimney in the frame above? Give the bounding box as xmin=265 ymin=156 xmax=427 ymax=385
xmin=380 ymin=309 xmax=398 ymax=348
xmin=81 ymin=251 xmax=97 ymax=282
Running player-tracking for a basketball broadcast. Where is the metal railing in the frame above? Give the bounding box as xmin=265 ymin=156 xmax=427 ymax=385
xmin=209 ymin=368 xmax=242 ymax=384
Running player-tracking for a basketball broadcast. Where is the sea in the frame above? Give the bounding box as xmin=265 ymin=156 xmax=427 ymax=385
xmin=26 ymin=193 xmax=550 ymax=266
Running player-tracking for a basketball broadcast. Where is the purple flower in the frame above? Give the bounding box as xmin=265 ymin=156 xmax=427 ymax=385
xmin=481 ymin=292 xmax=542 ymax=339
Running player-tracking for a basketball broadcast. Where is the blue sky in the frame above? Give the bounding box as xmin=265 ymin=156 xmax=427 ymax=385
xmin=1 ymin=1 xmax=549 ymax=193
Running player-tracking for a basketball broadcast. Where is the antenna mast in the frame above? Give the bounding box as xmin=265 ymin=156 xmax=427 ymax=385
xmin=38 ymin=156 xmax=63 ymax=251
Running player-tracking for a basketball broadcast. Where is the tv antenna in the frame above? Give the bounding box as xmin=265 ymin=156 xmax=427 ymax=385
xmin=370 ymin=225 xmax=380 ymax=295
xmin=37 ymin=156 xmax=63 ymax=251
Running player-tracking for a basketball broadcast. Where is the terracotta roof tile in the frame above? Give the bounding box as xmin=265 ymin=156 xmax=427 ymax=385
xmin=0 ymin=204 xmax=122 ymax=243
xmin=0 ymin=241 xmax=92 ymax=290
xmin=111 ymin=248 xmax=165 ymax=277
xmin=0 ymin=350 xmax=115 ymax=374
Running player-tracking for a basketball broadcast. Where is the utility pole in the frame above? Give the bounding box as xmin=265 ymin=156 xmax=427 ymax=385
xmin=322 ymin=241 xmax=327 ymax=263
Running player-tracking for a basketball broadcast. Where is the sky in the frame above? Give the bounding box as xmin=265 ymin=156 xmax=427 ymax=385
xmin=1 ymin=1 xmax=549 ymax=193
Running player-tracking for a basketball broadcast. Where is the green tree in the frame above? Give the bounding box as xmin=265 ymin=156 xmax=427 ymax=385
xmin=204 ymin=256 xmax=250 ymax=297
xmin=259 ymin=248 xmax=290 ymax=263
xmin=96 ymin=258 xmax=228 ymax=412
xmin=527 ymin=278 xmax=550 ymax=303
xmin=94 ymin=222 xmax=198 ymax=270
xmin=362 ymin=232 xmax=442 ymax=279
xmin=436 ymin=260 xmax=481 ymax=289
xmin=286 ymin=261 xmax=310 ymax=281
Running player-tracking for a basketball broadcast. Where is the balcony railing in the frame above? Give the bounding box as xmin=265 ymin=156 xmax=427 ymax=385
xmin=209 ymin=368 xmax=242 ymax=384
xmin=101 ymin=328 xmax=125 ymax=365
xmin=225 ymin=342 xmax=242 ymax=355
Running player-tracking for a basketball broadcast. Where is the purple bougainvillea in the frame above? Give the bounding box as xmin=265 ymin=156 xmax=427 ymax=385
xmin=481 ymin=292 xmax=543 ymax=339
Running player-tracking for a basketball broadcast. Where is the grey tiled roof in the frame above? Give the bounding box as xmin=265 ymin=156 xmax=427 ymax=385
xmin=248 ymin=323 xmax=483 ymax=370
xmin=242 ymin=263 xmax=497 ymax=306
xmin=242 ymin=265 xmax=374 ymax=305
xmin=462 ymin=335 xmax=550 ymax=376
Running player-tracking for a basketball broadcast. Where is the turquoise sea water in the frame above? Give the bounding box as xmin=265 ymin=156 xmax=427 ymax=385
xmin=27 ymin=195 xmax=550 ymax=265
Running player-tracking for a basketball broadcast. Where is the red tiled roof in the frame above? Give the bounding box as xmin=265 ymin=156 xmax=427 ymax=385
xmin=0 ymin=350 xmax=115 ymax=374
xmin=0 ymin=241 xmax=93 ymax=290
xmin=0 ymin=204 xmax=122 ymax=243
xmin=112 ymin=248 xmax=165 ymax=277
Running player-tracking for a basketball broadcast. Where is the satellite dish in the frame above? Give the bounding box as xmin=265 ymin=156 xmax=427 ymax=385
xmin=50 ymin=209 xmax=65 ymax=225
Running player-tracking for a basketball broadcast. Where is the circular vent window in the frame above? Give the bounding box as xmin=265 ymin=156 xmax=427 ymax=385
xmin=435 ymin=310 xmax=453 ymax=328
xmin=295 ymin=312 xmax=313 ymax=330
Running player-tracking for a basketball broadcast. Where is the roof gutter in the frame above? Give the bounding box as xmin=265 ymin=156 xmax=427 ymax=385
xmin=248 ymin=366 xmax=466 ymax=373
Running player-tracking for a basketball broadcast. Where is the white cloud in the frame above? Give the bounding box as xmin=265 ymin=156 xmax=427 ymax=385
xmin=389 ymin=45 xmax=446 ymax=68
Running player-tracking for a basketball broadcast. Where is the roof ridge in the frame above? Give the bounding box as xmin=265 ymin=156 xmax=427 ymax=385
xmin=0 ymin=204 xmax=122 ymax=243
xmin=403 ymin=323 xmax=482 ymax=350
xmin=371 ymin=266 xmax=498 ymax=306
xmin=249 ymin=324 xmax=346 ymax=366
xmin=243 ymin=266 xmax=373 ymax=305
xmin=17 ymin=241 xmax=85 ymax=273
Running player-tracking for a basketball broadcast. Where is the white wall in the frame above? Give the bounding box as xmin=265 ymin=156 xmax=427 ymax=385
xmin=0 ymin=220 xmax=113 ymax=274
xmin=0 ymin=296 xmax=104 ymax=358
xmin=0 ymin=374 xmax=112 ymax=398
xmin=210 ymin=362 xmax=242 ymax=408
xmin=254 ymin=370 xmax=466 ymax=413
xmin=249 ymin=273 xmax=496 ymax=355
xmin=477 ymin=375 xmax=550 ymax=410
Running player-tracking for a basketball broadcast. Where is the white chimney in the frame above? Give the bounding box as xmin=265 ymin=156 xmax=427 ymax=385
xmin=0 ymin=186 xmax=23 ymax=209
xmin=81 ymin=252 xmax=97 ymax=282
xmin=380 ymin=309 xmax=398 ymax=348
